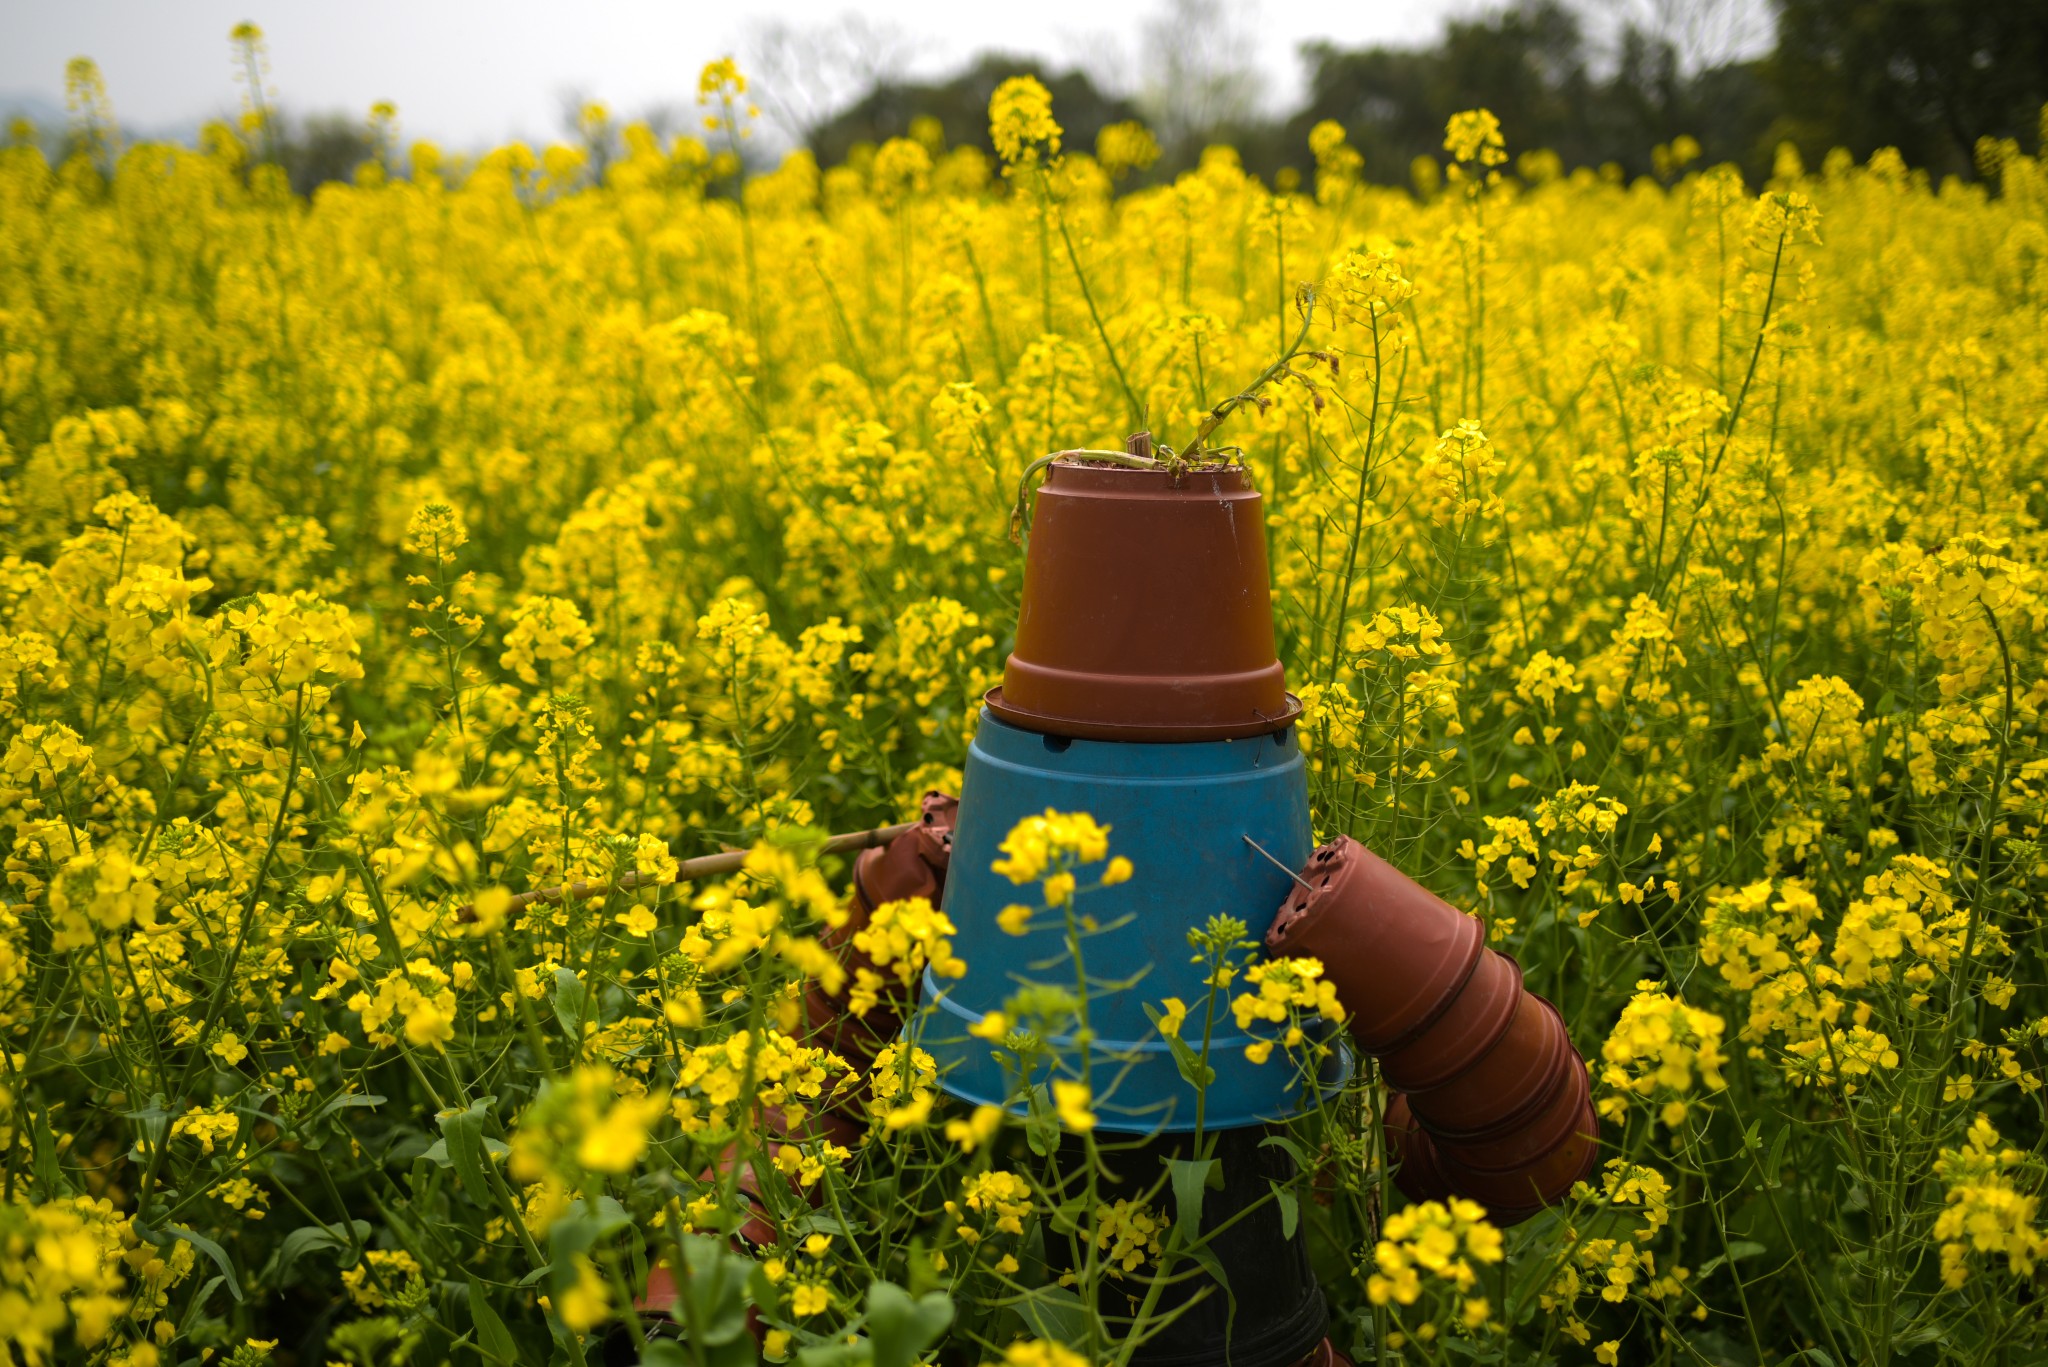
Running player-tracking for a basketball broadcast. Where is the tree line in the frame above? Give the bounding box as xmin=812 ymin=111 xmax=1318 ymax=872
xmin=813 ymin=0 xmax=2045 ymax=185
xmin=15 ymin=0 xmax=2044 ymax=193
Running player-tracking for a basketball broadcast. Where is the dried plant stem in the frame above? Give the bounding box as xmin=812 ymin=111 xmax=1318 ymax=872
xmin=453 ymin=820 xmax=917 ymax=922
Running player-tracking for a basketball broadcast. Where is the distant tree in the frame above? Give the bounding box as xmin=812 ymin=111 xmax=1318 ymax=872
xmin=280 ymin=112 xmax=376 ymax=195
xmin=1291 ymin=0 xmax=1775 ymax=184
xmin=1768 ymin=0 xmax=2048 ymax=175
xmin=745 ymin=14 xmax=918 ymax=149
xmin=1133 ymin=0 xmax=1267 ymax=164
xmin=1597 ymin=0 xmax=1774 ymax=73
xmin=807 ymin=55 xmax=1141 ymax=168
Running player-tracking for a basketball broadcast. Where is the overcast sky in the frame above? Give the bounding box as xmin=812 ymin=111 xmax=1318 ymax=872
xmin=2 ymin=0 xmax=1478 ymax=149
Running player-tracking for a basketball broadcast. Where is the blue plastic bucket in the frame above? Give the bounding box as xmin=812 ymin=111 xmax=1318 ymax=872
xmin=916 ymin=711 xmax=1341 ymax=1132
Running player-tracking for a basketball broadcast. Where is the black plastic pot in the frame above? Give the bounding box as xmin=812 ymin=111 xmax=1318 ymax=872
xmin=1048 ymin=1126 xmax=1328 ymax=1367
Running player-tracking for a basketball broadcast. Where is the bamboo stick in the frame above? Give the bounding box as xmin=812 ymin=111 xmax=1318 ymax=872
xmin=453 ymin=820 xmax=919 ymax=923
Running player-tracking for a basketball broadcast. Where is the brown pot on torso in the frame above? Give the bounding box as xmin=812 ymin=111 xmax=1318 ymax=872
xmin=986 ymin=459 xmax=1300 ymax=741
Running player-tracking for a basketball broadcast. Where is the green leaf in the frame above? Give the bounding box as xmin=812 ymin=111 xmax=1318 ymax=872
xmin=270 ymin=1221 xmax=370 ymax=1286
xmin=1022 ymin=1086 xmax=1060 ymax=1159
xmin=1011 ymin=1284 xmax=1095 ymax=1344
xmin=639 ymin=1341 xmax=690 ymax=1367
xmin=313 ymin=1091 xmax=387 ymax=1121
xmin=439 ymin=1096 xmax=499 ymax=1207
xmin=794 ymin=1345 xmax=868 ymax=1367
xmin=1165 ymin=1157 xmax=1216 ymax=1252
xmin=29 ymin=1105 xmax=66 ymax=1196
xmin=1269 ymin=1179 xmax=1300 ymax=1241
xmin=866 ymin=1281 xmax=954 ymax=1367
xmin=468 ymin=1275 xmax=519 ymax=1366
xmin=424 ymin=1136 xmax=512 ymax=1170
xmin=1762 ymin=1124 xmax=1791 ymax=1188
xmin=142 ymin=1221 xmax=243 ymax=1303
xmin=705 ymin=1339 xmax=758 ymax=1367
xmin=547 ymin=1313 xmax=590 ymax=1367
xmin=1182 ymin=1237 xmax=1234 ymax=1317
xmin=1143 ymin=1003 xmax=1216 ymax=1091
xmin=662 ymin=1235 xmax=752 ymax=1348
xmin=1695 ymin=1240 xmax=1766 ymax=1280
xmin=553 ymin=968 xmax=589 ymax=1043
xmin=1258 ymin=1133 xmax=1311 ymax=1170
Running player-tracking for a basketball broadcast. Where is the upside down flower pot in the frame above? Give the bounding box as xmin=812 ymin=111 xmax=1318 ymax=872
xmin=1266 ymin=836 xmax=1601 ymax=1223
xmin=1382 ymin=1093 xmax=1454 ymax=1204
xmin=1376 ymin=948 xmax=1523 ymax=1093
xmin=1265 ymin=837 xmax=1484 ymax=1052
xmin=804 ymin=792 xmax=958 ymax=1078
xmin=1385 ymin=1087 xmax=1599 ymax=1227
xmin=922 ymin=712 xmax=1338 ymax=1130
xmin=986 ymin=460 xmax=1301 ymax=741
xmin=1405 ymin=993 xmax=1572 ymax=1137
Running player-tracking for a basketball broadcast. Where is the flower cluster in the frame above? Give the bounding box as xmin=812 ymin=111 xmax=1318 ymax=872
xmin=1367 ymin=1197 xmax=1503 ymax=1336
xmin=1598 ymin=983 xmax=1728 ymax=1129
xmin=1230 ymin=957 xmax=1346 ymax=1062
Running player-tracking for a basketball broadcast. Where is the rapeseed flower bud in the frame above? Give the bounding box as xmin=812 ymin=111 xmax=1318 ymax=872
xmin=988 ymin=76 xmax=1060 ymax=167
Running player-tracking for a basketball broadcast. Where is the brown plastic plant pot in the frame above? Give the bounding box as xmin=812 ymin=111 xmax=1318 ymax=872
xmin=803 ymin=977 xmax=897 ymax=1072
xmin=1404 ymin=988 xmax=1572 ymax=1136
xmin=696 ymin=1145 xmax=782 ymax=1247
xmin=1383 ymin=1093 xmax=1456 ymax=1205
xmin=1378 ymin=948 xmax=1525 ymax=1094
xmin=985 ymin=458 xmax=1302 ymax=742
xmin=1266 ymin=837 xmax=1485 ymax=1053
xmin=691 ymin=1102 xmax=864 ymax=1251
xmin=831 ymin=791 xmax=957 ymax=950
xmin=1435 ymin=1096 xmax=1601 ymax=1215
xmin=1429 ymin=1049 xmax=1590 ymax=1169
xmin=657 ymin=1117 xmax=852 ymax=1343
xmin=1295 ymin=1339 xmax=1359 ymax=1367
xmin=1390 ymin=1091 xmax=1590 ymax=1229
xmin=804 ymin=792 xmax=959 ymax=1082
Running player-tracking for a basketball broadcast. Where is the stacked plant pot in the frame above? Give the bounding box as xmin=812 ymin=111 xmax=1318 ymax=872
xmin=803 ymin=790 xmax=960 ymax=1079
xmin=928 ymin=448 xmax=1339 ymax=1367
xmin=1265 ymin=837 xmax=1599 ymax=1226
xmin=638 ymin=801 xmax=958 ymax=1338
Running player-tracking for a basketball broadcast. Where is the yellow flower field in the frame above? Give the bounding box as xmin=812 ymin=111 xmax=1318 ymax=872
xmin=2 ymin=47 xmax=2045 ymax=1367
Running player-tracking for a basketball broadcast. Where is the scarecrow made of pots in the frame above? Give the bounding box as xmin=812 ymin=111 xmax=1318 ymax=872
xmin=910 ymin=439 xmax=1600 ymax=1367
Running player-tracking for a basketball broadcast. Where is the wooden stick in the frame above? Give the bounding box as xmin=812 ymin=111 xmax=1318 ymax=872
xmin=454 ymin=820 xmax=920 ymax=923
